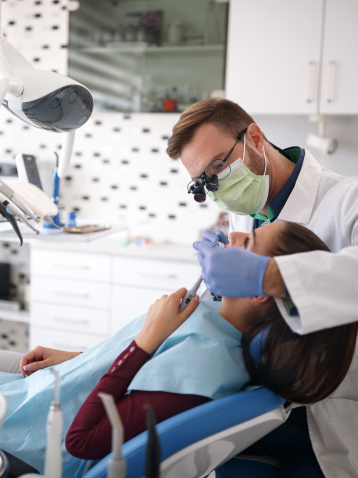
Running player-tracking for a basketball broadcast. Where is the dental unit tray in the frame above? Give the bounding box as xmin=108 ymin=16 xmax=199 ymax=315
xmin=63 ymin=225 xmax=112 ymax=234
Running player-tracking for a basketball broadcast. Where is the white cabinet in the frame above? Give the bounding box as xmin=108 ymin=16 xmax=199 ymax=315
xmin=30 ymin=327 xmax=104 ymax=352
xmin=226 ymin=0 xmax=323 ymax=114
xmin=319 ymin=0 xmax=358 ymax=114
xmin=111 ymin=285 xmax=173 ymax=336
xmin=31 ymin=250 xmax=111 ymax=283
xmin=30 ymin=247 xmax=200 ymax=351
xmin=112 ymin=256 xmax=200 ymax=291
xmin=226 ymin=0 xmax=358 ymax=115
xmin=31 ymin=303 xmax=110 ymax=336
xmin=31 ymin=277 xmax=111 ymax=309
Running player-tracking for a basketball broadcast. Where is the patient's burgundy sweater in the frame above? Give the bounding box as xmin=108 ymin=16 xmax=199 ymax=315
xmin=65 ymin=340 xmax=211 ymax=460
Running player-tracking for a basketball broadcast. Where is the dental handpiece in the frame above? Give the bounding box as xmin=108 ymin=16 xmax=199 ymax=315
xmin=0 ymin=179 xmax=39 ymax=222
xmin=179 ymin=276 xmax=203 ymax=312
xmin=0 ymin=193 xmax=40 ymax=234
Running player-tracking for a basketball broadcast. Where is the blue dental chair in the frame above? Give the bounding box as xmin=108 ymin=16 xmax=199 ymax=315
xmin=83 ymin=387 xmax=291 ymax=478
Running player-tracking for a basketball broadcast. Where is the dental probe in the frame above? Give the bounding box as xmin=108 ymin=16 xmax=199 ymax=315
xmin=44 ymin=369 xmax=63 ymax=478
xmin=0 ymin=192 xmax=40 ymax=234
xmin=179 ymin=276 xmax=203 ymax=312
xmin=0 ymin=179 xmax=39 ymax=222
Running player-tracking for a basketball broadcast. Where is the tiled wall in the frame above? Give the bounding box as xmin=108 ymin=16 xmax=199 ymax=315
xmin=0 ymin=0 xmax=220 ymax=244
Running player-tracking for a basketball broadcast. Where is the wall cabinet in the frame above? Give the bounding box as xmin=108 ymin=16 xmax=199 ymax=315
xmin=319 ymin=0 xmax=358 ymax=114
xmin=226 ymin=0 xmax=358 ymax=115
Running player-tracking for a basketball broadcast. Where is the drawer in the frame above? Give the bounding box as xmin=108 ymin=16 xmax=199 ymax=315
xmin=112 ymin=256 xmax=201 ymax=290
xmin=29 ymin=326 xmax=106 ymax=352
xmin=31 ymin=249 xmax=111 ymax=283
xmin=31 ymin=303 xmax=110 ymax=336
xmin=31 ymin=277 xmax=110 ymax=309
xmin=111 ymin=285 xmax=172 ymax=335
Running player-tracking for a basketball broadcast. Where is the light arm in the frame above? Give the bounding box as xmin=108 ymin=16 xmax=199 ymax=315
xmin=0 ymin=77 xmax=9 ymax=104
xmin=58 ymin=130 xmax=76 ymax=178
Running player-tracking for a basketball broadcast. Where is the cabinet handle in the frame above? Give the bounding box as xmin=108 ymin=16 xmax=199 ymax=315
xmin=54 ymin=291 xmax=90 ymax=298
xmin=136 ymin=270 xmax=177 ymax=278
xmin=306 ymin=61 xmax=315 ymax=103
xmin=54 ymin=318 xmax=90 ymax=325
xmin=327 ymin=61 xmax=336 ymax=103
xmin=52 ymin=342 xmax=88 ymax=351
xmin=53 ymin=264 xmax=90 ymax=270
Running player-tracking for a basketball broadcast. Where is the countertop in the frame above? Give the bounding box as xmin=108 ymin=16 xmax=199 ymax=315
xmin=31 ymin=239 xmax=199 ymax=263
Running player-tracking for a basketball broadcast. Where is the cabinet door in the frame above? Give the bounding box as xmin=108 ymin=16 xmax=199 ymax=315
xmin=320 ymin=0 xmax=358 ymax=114
xmin=111 ymin=286 xmax=173 ymax=336
xmin=225 ymin=0 xmax=324 ymax=114
xmin=29 ymin=327 xmax=106 ymax=352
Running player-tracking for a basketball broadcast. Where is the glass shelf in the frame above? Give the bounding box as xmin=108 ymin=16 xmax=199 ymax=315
xmin=68 ymin=0 xmax=228 ymax=113
xmin=78 ymin=44 xmax=225 ymax=55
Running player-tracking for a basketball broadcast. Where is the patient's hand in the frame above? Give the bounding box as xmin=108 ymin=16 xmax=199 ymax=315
xmin=135 ymin=288 xmax=199 ymax=354
xmin=20 ymin=346 xmax=81 ymax=378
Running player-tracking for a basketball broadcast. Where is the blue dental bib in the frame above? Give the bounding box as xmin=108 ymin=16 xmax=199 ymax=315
xmin=0 ymin=301 xmax=248 ymax=477
xmin=128 ymin=300 xmax=248 ymax=399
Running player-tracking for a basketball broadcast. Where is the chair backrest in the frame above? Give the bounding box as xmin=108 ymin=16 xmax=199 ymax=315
xmin=84 ymin=388 xmax=286 ymax=478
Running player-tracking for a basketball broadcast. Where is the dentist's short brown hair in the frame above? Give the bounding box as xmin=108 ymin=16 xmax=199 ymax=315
xmin=166 ymin=98 xmax=258 ymax=160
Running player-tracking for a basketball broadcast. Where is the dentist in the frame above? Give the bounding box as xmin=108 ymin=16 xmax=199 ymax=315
xmin=166 ymin=98 xmax=358 ymax=478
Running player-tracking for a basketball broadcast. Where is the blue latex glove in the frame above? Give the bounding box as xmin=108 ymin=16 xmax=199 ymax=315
xmin=193 ymin=231 xmax=270 ymax=298
xmin=202 ymin=230 xmax=230 ymax=245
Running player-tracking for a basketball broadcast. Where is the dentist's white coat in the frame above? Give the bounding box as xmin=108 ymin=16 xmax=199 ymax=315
xmin=229 ymin=149 xmax=358 ymax=478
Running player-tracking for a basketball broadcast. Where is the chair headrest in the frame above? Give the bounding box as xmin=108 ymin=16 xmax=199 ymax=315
xmin=249 ymin=327 xmax=298 ymax=364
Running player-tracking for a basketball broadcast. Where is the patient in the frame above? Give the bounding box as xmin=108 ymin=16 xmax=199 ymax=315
xmin=65 ymin=221 xmax=357 ymax=460
xmin=0 ymin=222 xmax=356 ymax=477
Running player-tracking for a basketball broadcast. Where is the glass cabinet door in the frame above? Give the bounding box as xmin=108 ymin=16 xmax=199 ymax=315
xmin=68 ymin=0 xmax=228 ymax=112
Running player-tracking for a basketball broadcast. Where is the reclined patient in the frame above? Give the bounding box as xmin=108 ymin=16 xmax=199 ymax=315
xmin=0 ymin=222 xmax=356 ymax=478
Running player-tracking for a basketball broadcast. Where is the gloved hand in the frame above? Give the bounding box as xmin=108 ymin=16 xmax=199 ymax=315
xmin=202 ymin=230 xmax=230 ymax=245
xmin=193 ymin=231 xmax=270 ymax=298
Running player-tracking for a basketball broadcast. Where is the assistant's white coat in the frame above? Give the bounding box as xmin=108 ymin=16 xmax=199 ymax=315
xmin=229 ymin=150 xmax=358 ymax=477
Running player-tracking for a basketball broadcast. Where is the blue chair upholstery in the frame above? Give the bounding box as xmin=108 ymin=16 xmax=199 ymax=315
xmin=84 ymin=388 xmax=285 ymax=478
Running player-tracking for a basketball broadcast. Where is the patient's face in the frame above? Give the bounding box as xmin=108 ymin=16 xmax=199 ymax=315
xmin=225 ymin=221 xmax=284 ymax=256
xmin=218 ymin=222 xmax=284 ymax=332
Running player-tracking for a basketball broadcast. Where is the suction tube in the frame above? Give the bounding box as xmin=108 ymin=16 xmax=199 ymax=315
xmin=44 ymin=369 xmax=62 ymax=478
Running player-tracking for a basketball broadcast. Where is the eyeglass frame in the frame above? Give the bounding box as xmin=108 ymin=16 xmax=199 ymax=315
xmin=186 ymin=126 xmax=248 ymax=199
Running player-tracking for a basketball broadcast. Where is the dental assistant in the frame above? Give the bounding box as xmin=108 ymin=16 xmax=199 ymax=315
xmin=166 ymin=98 xmax=358 ymax=478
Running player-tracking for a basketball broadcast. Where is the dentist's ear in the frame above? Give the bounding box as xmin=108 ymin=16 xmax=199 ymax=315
xmin=246 ymin=123 xmax=265 ymax=151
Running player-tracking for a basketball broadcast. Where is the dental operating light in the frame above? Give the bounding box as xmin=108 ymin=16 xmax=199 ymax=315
xmin=0 ymin=0 xmax=93 ymax=178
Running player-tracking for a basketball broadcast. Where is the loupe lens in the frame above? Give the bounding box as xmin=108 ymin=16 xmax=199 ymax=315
xmin=205 ymin=174 xmax=219 ymax=192
xmin=194 ymin=192 xmax=206 ymax=203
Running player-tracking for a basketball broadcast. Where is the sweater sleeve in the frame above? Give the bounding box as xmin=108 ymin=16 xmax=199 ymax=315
xmin=66 ymin=340 xmax=211 ymax=460
xmin=66 ymin=340 xmax=149 ymax=458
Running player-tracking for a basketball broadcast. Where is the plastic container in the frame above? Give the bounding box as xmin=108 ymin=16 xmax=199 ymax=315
xmin=67 ymin=212 xmax=77 ymax=228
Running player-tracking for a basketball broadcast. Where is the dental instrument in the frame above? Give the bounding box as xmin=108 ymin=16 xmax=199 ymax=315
xmin=145 ymin=406 xmax=161 ymax=478
xmin=44 ymin=153 xmax=64 ymax=231
xmin=0 ymin=192 xmax=40 ymax=234
xmin=0 ymin=179 xmax=38 ymax=223
xmin=18 ymin=369 xmax=63 ymax=478
xmin=179 ymin=276 xmax=203 ymax=312
xmin=98 ymin=393 xmax=126 ymax=478
xmin=2 ymin=179 xmax=59 ymax=227
xmin=0 ymin=202 xmax=23 ymax=245
xmin=44 ymin=369 xmax=63 ymax=478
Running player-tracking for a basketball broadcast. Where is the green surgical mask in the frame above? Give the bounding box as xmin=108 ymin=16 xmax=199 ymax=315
xmin=207 ymin=134 xmax=269 ymax=215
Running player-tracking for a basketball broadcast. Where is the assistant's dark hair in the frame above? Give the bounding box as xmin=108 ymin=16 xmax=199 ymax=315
xmin=242 ymin=222 xmax=358 ymax=404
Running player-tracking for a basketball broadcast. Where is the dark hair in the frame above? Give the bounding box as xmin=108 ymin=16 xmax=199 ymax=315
xmin=242 ymin=222 xmax=358 ymax=404
xmin=166 ymin=98 xmax=260 ymax=160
